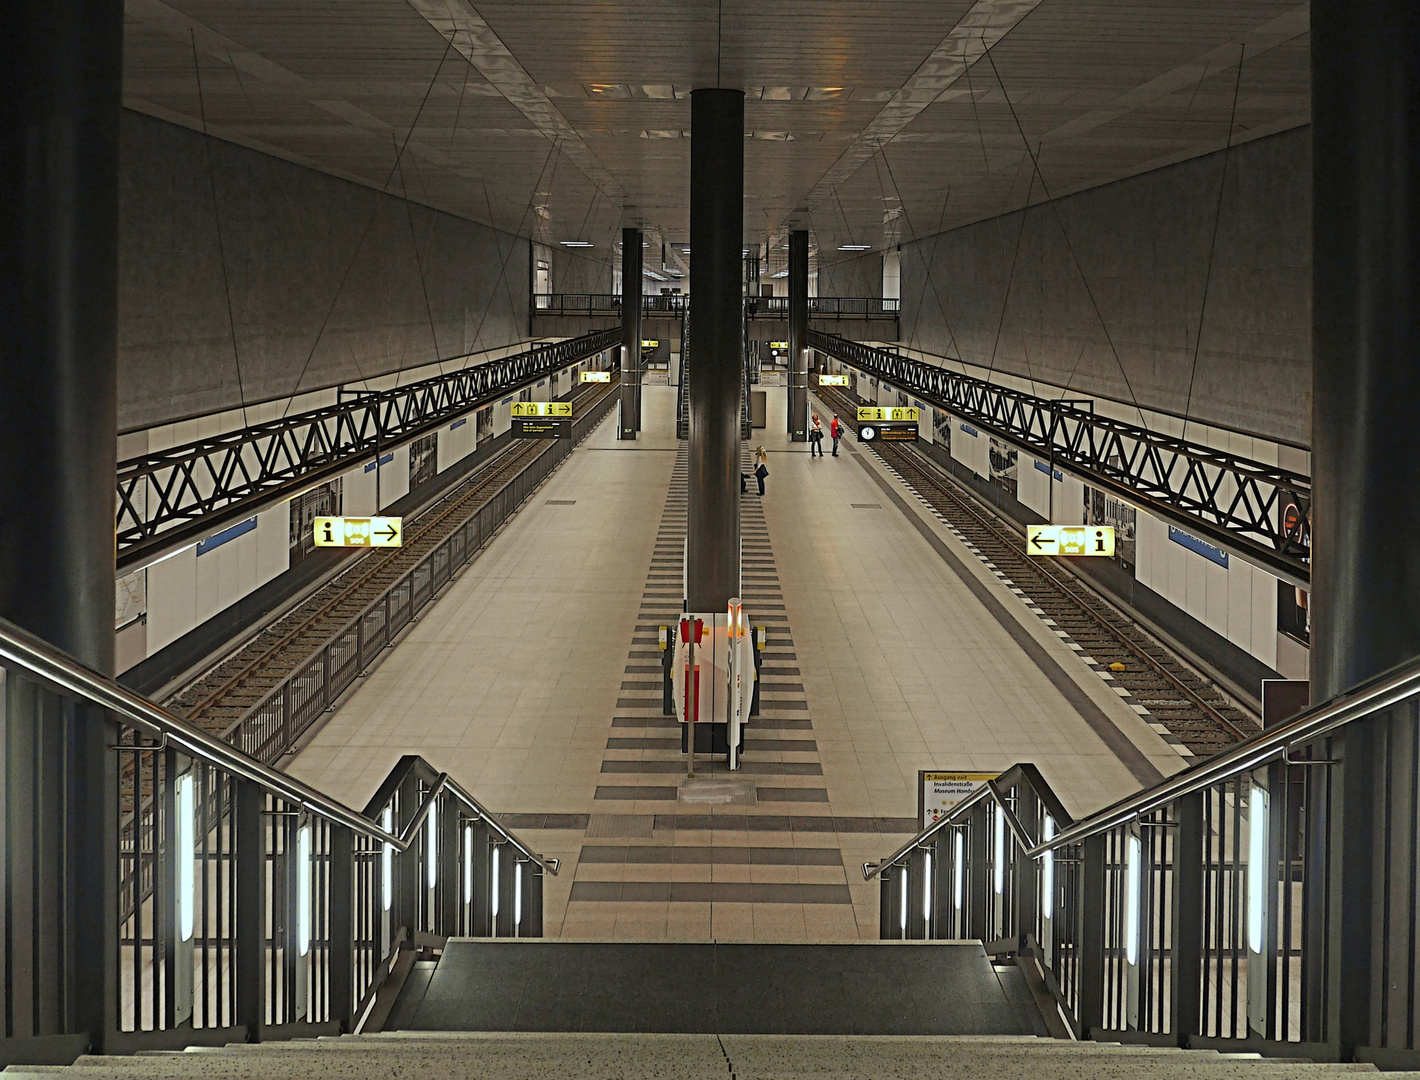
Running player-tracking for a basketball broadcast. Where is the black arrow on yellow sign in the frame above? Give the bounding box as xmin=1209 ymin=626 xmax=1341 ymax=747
xmin=375 ymin=522 xmax=400 ymax=542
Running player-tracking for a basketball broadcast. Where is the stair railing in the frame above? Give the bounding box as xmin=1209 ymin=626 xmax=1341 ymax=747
xmin=867 ymin=653 xmax=1420 ymax=1060
xmin=0 ymin=614 xmax=555 ymax=1060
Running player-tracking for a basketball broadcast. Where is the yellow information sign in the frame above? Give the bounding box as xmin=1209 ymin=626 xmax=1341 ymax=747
xmin=640 ymin=339 xmax=659 ymax=348
xmin=1027 ymin=524 xmax=1116 ymax=557
xmin=857 ymin=406 xmax=919 ymax=423
xmin=313 ymin=516 xmax=403 ymax=548
xmin=920 ymin=771 xmax=999 ymax=829
xmin=818 ymin=374 xmax=849 ymax=386
xmin=769 ymin=341 xmax=789 ymax=349
xmin=510 ymin=401 xmax=573 ymax=418
xmin=580 ymin=370 xmax=611 ymax=383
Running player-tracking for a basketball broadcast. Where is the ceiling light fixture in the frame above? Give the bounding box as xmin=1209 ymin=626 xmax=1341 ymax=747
xmin=838 ymin=244 xmax=873 ymax=251
xmin=560 ymin=240 xmax=594 ymax=248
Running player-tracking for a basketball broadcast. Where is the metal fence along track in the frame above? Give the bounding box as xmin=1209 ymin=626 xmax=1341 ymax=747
xmin=810 ymin=331 xmax=1311 ymax=585
xmin=176 ymin=380 xmax=619 ymax=767
xmin=116 ymin=329 xmax=620 ymax=572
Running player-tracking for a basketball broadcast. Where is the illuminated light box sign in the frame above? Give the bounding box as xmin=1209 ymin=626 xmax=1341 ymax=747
xmin=512 ymin=418 xmax=571 ymax=439
xmin=1027 ymin=524 xmax=1116 ymax=557
xmin=313 ymin=516 xmax=403 ymax=548
xmin=641 ymin=339 xmax=660 ymax=348
xmin=580 ymin=371 xmax=611 ymax=382
xmin=769 ymin=341 xmax=789 ymax=350
xmin=817 ymin=374 xmax=849 ymax=386
xmin=858 ymin=406 xmax=919 ymax=423
xmin=510 ymin=401 xmax=573 ymax=418
xmin=856 ymin=422 xmax=917 ymax=443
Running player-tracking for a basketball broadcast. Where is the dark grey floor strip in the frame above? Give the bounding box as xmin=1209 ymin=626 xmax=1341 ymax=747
xmin=568 ymin=881 xmax=852 ymax=904
xmin=577 ymin=845 xmax=843 ymax=866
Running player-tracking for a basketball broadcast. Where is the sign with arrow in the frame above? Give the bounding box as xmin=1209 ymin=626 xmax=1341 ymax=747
xmin=313 ymin=516 xmax=403 ymax=548
xmin=857 ymin=406 xmax=919 ymax=423
xmin=580 ymin=370 xmax=611 ymax=383
xmin=510 ymin=401 xmax=573 ymax=418
xmin=1027 ymin=524 xmax=1115 ymax=557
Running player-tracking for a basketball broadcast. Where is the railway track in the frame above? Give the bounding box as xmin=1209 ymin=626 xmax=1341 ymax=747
xmin=165 ymin=378 xmax=616 ymax=738
xmin=815 ymin=385 xmax=1258 ymax=756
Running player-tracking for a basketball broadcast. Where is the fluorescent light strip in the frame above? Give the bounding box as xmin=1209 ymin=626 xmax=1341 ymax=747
xmin=994 ymin=805 xmax=1005 ymax=895
xmin=953 ymin=832 xmax=964 ymax=912
xmin=1248 ymin=785 xmax=1269 ymax=954
xmin=1126 ymin=835 xmax=1142 ymax=966
xmin=1041 ymin=817 xmax=1055 ymax=920
xmin=381 ymin=806 xmax=393 ymax=912
xmin=427 ymin=800 xmax=438 ymax=890
xmin=176 ymin=773 xmax=195 ymax=943
xmin=297 ymin=823 xmax=312 ymax=957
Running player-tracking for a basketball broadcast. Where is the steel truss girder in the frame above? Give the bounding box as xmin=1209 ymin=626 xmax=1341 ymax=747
xmin=116 ymin=329 xmax=621 ymax=573
xmin=810 ymin=331 xmax=1311 ymax=586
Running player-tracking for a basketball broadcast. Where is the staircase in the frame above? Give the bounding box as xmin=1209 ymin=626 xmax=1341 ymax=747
xmin=11 ymin=1035 xmax=1411 ymax=1078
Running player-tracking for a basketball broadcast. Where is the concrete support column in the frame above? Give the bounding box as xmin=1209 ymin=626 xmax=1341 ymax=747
xmin=686 ymin=88 xmax=743 ymax=612
xmin=619 ymin=227 xmax=642 ymax=438
xmin=0 ymin=0 xmax=122 ymax=1049
xmin=787 ymin=230 xmax=808 ymax=441
xmin=1311 ymin=0 xmax=1420 ymax=1056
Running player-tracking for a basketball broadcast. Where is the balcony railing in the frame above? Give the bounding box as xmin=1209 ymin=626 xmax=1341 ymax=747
xmin=531 ymin=293 xmax=900 ymax=321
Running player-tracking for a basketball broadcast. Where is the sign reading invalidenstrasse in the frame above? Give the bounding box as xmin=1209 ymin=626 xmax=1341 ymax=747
xmin=580 ymin=370 xmax=611 ymax=383
xmin=313 ymin=516 xmax=403 ymax=548
xmin=510 ymin=401 xmax=573 ymax=418
xmin=1026 ymin=524 xmax=1116 ymax=557
xmin=858 ymin=406 xmax=919 ymax=423
xmin=919 ymin=771 xmax=999 ymax=830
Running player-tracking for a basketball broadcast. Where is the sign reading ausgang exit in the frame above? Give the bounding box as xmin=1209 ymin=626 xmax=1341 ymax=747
xmin=313 ymin=516 xmax=403 ymax=548
xmin=1027 ymin=524 xmax=1115 ymax=557
xmin=858 ymin=406 xmax=919 ymax=423
xmin=510 ymin=401 xmax=573 ymax=418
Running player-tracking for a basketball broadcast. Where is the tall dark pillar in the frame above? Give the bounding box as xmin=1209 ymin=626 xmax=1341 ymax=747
xmin=0 ymin=0 xmax=122 ymax=1050
xmin=787 ymin=230 xmax=809 ymax=440
xmin=618 ymin=227 xmax=642 ymax=438
xmin=686 ymin=89 xmax=744 ymax=612
xmin=1311 ymin=0 xmax=1420 ymax=1057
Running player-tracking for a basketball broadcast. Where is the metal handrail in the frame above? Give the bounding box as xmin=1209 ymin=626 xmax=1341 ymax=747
xmin=401 ymin=770 xmax=559 ymax=876
xmin=0 ymin=614 xmax=558 ymax=874
xmin=867 ymin=650 xmax=1420 ymax=876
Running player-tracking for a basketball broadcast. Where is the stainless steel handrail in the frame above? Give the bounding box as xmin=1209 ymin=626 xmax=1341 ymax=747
xmin=401 ymin=771 xmax=559 ymax=876
xmin=865 ymin=652 xmax=1420 ymax=877
xmin=0 ymin=615 xmax=557 ymax=874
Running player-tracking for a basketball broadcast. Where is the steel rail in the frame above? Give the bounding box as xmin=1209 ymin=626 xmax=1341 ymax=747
xmin=116 ymin=329 xmax=620 ymax=572
xmin=0 ymin=614 xmax=557 ymax=874
xmin=811 ymin=331 xmax=1311 ymax=585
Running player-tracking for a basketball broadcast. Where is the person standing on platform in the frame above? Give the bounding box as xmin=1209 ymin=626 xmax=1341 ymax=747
xmin=830 ymin=415 xmax=842 ymax=456
xmin=809 ymin=414 xmax=824 ymax=457
xmin=754 ymin=446 xmax=769 ymax=495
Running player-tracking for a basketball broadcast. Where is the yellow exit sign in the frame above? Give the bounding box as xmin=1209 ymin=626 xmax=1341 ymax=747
xmin=510 ymin=401 xmax=573 ymax=417
xmin=580 ymin=371 xmax=611 ymax=383
xmin=818 ymin=374 xmax=849 ymax=386
xmin=857 ymin=406 xmax=919 ymax=423
xmin=1027 ymin=524 xmax=1115 ymax=557
xmin=314 ymin=516 xmax=403 ymax=548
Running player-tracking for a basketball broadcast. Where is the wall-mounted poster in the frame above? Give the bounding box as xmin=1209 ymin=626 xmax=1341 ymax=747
xmin=988 ymin=437 xmax=1018 ymax=497
xmin=932 ymin=408 xmax=953 ymax=454
xmin=1084 ymin=485 xmax=1138 ymax=575
xmin=475 ymin=404 xmax=494 ymax=443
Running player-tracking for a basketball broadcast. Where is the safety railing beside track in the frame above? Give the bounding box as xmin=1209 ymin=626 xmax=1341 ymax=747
xmin=864 ymin=653 xmax=1420 ymax=1060
xmin=225 ymin=378 xmax=621 ymax=767
xmin=811 ymin=331 xmax=1311 ymax=584
xmin=0 ymin=615 xmax=555 ymax=1057
xmin=116 ymin=329 xmax=621 ymax=573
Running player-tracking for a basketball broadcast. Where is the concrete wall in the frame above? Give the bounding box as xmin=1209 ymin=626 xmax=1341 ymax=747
xmin=899 ymin=126 xmax=1312 ymax=445
xmin=551 ymin=247 xmax=614 ymax=294
xmin=818 ymin=251 xmax=883 ymax=298
xmin=118 ymin=110 xmax=530 ymax=430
